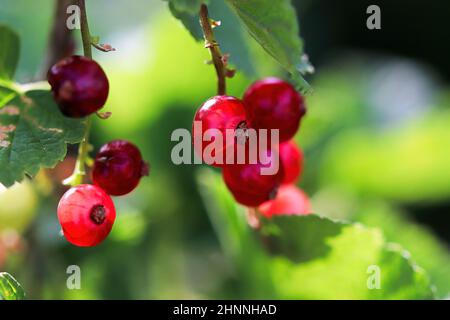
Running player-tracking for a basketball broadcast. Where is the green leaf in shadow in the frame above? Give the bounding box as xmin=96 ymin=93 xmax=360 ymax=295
xmin=0 ymin=25 xmax=20 ymax=81
xmin=0 ymin=90 xmax=86 ymax=187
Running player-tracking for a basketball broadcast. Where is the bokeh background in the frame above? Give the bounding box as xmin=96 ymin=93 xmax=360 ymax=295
xmin=0 ymin=0 xmax=449 ymax=299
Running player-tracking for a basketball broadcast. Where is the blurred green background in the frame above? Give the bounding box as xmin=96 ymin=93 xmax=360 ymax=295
xmin=0 ymin=0 xmax=449 ymax=299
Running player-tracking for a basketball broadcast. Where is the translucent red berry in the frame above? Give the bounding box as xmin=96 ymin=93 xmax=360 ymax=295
xmin=243 ymin=77 xmax=306 ymax=142
xmin=222 ymin=150 xmax=284 ymax=207
xmin=193 ymin=96 xmax=247 ymax=167
xmin=47 ymin=55 xmax=109 ymax=118
xmin=92 ymin=140 xmax=149 ymax=196
xmin=258 ymin=185 xmax=311 ymax=218
xmin=279 ymin=141 xmax=304 ymax=185
xmin=57 ymin=184 xmax=116 ymax=247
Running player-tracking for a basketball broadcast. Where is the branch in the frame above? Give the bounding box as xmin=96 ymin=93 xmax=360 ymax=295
xmin=199 ymin=4 xmax=227 ymax=95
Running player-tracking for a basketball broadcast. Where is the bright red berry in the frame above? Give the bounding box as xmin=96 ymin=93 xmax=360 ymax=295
xmin=57 ymin=184 xmax=116 ymax=247
xmin=92 ymin=140 xmax=149 ymax=196
xmin=193 ymin=96 xmax=247 ymax=167
xmin=258 ymin=185 xmax=311 ymax=218
xmin=222 ymin=150 xmax=284 ymax=207
xmin=279 ymin=141 xmax=304 ymax=185
xmin=48 ymin=55 xmax=109 ymax=118
xmin=243 ymin=77 xmax=306 ymax=142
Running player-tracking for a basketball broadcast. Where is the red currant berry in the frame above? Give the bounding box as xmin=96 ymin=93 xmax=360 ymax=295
xmin=193 ymin=96 xmax=247 ymax=167
xmin=243 ymin=77 xmax=306 ymax=142
xmin=258 ymin=185 xmax=310 ymax=218
xmin=222 ymin=150 xmax=284 ymax=207
xmin=57 ymin=184 xmax=116 ymax=247
xmin=279 ymin=141 xmax=303 ymax=185
xmin=47 ymin=55 xmax=109 ymax=118
xmin=92 ymin=140 xmax=149 ymax=196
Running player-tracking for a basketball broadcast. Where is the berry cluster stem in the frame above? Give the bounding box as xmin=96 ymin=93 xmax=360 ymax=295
xmin=199 ymin=4 xmax=227 ymax=95
xmin=64 ymin=0 xmax=93 ymax=186
xmin=78 ymin=0 xmax=92 ymax=59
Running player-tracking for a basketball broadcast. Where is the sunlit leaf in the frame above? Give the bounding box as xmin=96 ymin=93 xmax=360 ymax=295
xmin=0 ymin=272 xmax=25 ymax=300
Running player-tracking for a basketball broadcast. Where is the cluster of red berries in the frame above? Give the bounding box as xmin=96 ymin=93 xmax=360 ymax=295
xmin=48 ymin=56 xmax=149 ymax=247
xmin=193 ymin=78 xmax=310 ymax=217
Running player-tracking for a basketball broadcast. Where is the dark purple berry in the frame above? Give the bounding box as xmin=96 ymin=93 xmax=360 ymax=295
xmin=48 ymin=55 xmax=109 ymax=118
xmin=92 ymin=140 xmax=149 ymax=196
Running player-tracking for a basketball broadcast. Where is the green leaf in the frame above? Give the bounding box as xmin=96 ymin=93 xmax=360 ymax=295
xmin=261 ymin=214 xmax=345 ymax=263
xmin=266 ymin=215 xmax=435 ymax=299
xmin=0 ymin=272 xmax=25 ymax=300
xmin=163 ymin=0 xmax=312 ymax=90
xmin=165 ymin=0 xmax=206 ymax=39
xmin=354 ymin=201 xmax=450 ymax=298
xmin=224 ymin=0 xmax=311 ymax=93
xmin=0 ymin=90 xmax=86 ymax=187
xmin=0 ymin=25 xmax=20 ymax=81
xmin=166 ymin=0 xmax=206 ymax=16
xmin=196 ymin=170 xmax=435 ymax=299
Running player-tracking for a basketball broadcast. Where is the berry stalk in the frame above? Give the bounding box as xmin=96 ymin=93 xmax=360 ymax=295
xmin=199 ymin=4 xmax=227 ymax=95
xmin=64 ymin=0 xmax=94 ymax=186
xmin=78 ymin=0 xmax=92 ymax=59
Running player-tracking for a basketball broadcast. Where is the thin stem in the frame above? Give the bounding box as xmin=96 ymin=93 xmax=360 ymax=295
xmin=199 ymin=4 xmax=226 ymax=95
xmin=64 ymin=0 xmax=93 ymax=186
xmin=78 ymin=0 xmax=92 ymax=58
xmin=74 ymin=119 xmax=92 ymax=175
xmin=0 ymin=80 xmax=51 ymax=95
xmin=0 ymin=79 xmax=23 ymax=94
xmin=19 ymin=81 xmax=50 ymax=92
